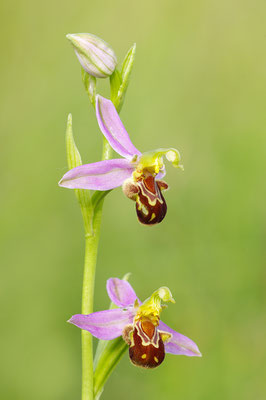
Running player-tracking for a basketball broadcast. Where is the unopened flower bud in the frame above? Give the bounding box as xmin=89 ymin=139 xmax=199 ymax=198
xmin=66 ymin=33 xmax=117 ymax=78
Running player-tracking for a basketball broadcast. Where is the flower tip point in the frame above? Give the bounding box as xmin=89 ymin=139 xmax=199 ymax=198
xmin=192 ymin=345 xmax=202 ymax=357
xmin=194 ymin=348 xmax=202 ymax=357
xmin=58 ymin=177 xmax=69 ymax=188
xmin=122 ymin=272 xmax=131 ymax=281
xmin=66 ymin=33 xmax=75 ymax=43
xmin=173 ymin=163 xmax=184 ymax=171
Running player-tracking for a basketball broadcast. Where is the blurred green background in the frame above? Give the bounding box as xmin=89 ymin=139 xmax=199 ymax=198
xmin=1 ymin=0 xmax=266 ymax=399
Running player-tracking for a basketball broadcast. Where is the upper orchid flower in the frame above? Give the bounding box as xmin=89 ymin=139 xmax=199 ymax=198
xmin=69 ymin=278 xmax=201 ymax=369
xmin=59 ymin=95 xmax=183 ymax=225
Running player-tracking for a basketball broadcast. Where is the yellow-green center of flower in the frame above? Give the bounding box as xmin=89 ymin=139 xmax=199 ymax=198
xmin=132 ymin=148 xmax=183 ymax=181
xmin=134 ymin=286 xmax=175 ymax=326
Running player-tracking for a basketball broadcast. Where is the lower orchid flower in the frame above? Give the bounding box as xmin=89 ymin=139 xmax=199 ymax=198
xmin=59 ymin=95 xmax=183 ymax=225
xmin=69 ymin=278 xmax=201 ymax=368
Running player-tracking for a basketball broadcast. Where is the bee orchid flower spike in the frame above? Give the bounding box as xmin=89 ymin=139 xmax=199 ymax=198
xmin=59 ymin=96 xmax=183 ymax=225
xmin=68 ymin=278 xmax=201 ymax=369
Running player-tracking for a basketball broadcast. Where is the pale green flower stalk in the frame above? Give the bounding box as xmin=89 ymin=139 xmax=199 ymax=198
xmin=64 ymin=34 xmax=136 ymax=400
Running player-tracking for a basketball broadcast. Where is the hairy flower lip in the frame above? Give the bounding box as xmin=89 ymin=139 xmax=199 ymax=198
xmin=68 ymin=278 xmax=202 ymax=358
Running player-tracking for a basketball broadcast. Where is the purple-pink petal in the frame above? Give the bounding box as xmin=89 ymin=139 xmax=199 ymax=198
xmin=68 ymin=308 xmax=135 ymax=340
xmin=106 ymin=278 xmax=140 ymax=307
xmin=156 ymin=166 xmax=166 ymax=180
xmin=59 ymin=158 xmax=134 ymax=190
xmin=159 ymin=321 xmax=202 ymax=357
xmin=96 ymin=95 xmax=141 ymax=159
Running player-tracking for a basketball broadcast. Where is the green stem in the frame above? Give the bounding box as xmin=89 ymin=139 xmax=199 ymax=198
xmin=81 ymin=239 xmax=97 ymax=400
xmin=81 ymin=202 xmax=103 ymax=400
xmin=81 ymin=137 xmax=111 ymax=400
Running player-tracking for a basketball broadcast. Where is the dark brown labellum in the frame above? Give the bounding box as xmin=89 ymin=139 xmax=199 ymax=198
xmin=129 ymin=320 xmax=165 ymax=368
xmin=135 ymin=175 xmax=167 ymax=225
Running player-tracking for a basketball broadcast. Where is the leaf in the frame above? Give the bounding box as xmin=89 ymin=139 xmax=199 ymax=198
xmin=110 ymin=68 xmax=122 ymax=104
xmin=66 ymin=114 xmax=93 ymax=234
xmin=93 ymin=337 xmax=127 ymax=400
xmin=113 ymin=43 xmax=136 ymax=112
xmin=82 ymin=69 xmax=97 ymax=108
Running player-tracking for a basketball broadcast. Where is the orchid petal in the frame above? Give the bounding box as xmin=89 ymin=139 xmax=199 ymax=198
xmin=106 ymin=278 xmax=140 ymax=307
xmin=96 ymin=95 xmax=141 ymax=159
xmin=69 ymin=308 xmax=135 ymax=340
xmin=59 ymin=158 xmax=134 ymax=190
xmin=159 ymin=321 xmax=202 ymax=357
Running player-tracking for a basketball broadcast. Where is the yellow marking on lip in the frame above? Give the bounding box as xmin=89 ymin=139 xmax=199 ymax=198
xmin=149 ymin=213 xmax=156 ymax=222
xmin=141 ymin=204 xmax=149 ymax=216
xmin=141 ymin=354 xmax=147 ymax=359
xmin=154 ymin=356 xmax=159 ymax=363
